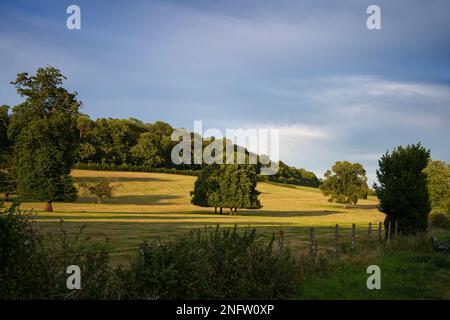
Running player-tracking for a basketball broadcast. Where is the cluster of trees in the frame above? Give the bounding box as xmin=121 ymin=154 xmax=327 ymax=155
xmin=74 ymin=117 xmax=320 ymax=187
xmin=191 ymin=164 xmax=261 ymax=214
xmin=319 ymin=161 xmax=369 ymax=207
xmin=75 ymin=116 xmax=175 ymax=168
xmin=265 ymin=161 xmax=320 ymax=187
xmin=0 ymin=67 xmax=321 ymax=208
xmin=319 ymin=144 xmax=449 ymax=235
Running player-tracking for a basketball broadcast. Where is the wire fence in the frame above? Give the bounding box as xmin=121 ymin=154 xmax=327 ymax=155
xmin=39 ymin=220 xmax=399 ymax=262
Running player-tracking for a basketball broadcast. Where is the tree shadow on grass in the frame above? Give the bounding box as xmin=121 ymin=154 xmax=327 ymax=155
xmin=76 ymin=194 xmax=181 ymax=205
xmin=240 ymin=210 xmax=342 ymax=217
xmin=352 ymin=204 xmax=379 ymax=210
xmin=73 ymin=177 xmax=169 ymax=184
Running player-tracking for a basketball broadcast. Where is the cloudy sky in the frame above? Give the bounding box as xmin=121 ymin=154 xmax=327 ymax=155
xmin=1 ymin=0 xmax=449 ymax=184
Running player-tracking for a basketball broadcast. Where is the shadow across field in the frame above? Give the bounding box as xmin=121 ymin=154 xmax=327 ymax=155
xmin=240 ymin=210 xmax=341 ymax=217
xmin=73 ymin=177 xmax=169 ymax=184
xmin=76 ymin=194 xmax=181 ymax=205
xmin=353 ymin=204 xmax=379 ymax=210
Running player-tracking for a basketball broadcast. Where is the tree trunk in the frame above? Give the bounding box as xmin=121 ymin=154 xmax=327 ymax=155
xmin=234 ymin=208 xmax=237 ymax=214
xmin=45 ymin=201 xmax=53 ymax=213
xmin=220 ymin=207 xmax=223 ymax=215
xmin=229 ymin=208 xmax=233 ymax=215
xmin=214 ymin=207 xmax=217 ymax=214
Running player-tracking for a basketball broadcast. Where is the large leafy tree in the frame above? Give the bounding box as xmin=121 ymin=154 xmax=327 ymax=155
xmin=374 ymin=143 xmax=431 ymax=234
xmin=319 ymin=161 xmax=369 ymax=207
xmin=191 ymin=164 xmax=261 ymax=214
xmin=423 ymin=160 xmax=450 ymax=214
xmin=191 ymin=164 xmax=220 ymax=210
xmin=269 ymin=161 xmax=320 ymax=187
xmin=0 ymin=105 xmax=15 ymax=198
xmin=8 ymin=67 xmax=81 ymax=211
xmin=130 ymin=132 xmax=164 ymax=167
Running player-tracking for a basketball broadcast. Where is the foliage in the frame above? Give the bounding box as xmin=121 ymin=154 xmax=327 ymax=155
xmin=0 ymin=105 xmax=15 ymax=196
xmin=73 ymin=162 xmax=201 ymax=176
xmin=268 ymin=161 xmax=320 ymax=187
xmin=423 ymin=160 xmax=450 ymax=215
xmin=130 ymin=132 xmax=164 ymax=167
xmin=374 ymin=143 xmax=431 ymax=235
xmin=71 ymin=114 xmax=319 ymax=188
xmin=7 ymin=67 xmax=80 ymax=203
xmin=0 ymin=203 xmax=112 ymax=299
xmin=1 ymin=204 xmax=300 ymax=299
xmin=428 ymin=211 xmax=450 ymax=229
xmin=191 ymin=164 xmax=261 ymax=213
xmin=319 ymin=161 xmax=369 ymax=206
xmin=116 ymin=226 xmax=299 ymax=299
xmin=79 ymin=181 xmax=114 ymax=203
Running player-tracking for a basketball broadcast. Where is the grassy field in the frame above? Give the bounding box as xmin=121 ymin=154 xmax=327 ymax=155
xmin=5 ymin=170 xmax=450 ymax=299
xmin=15 ymin=169 xmax=385 ymax=264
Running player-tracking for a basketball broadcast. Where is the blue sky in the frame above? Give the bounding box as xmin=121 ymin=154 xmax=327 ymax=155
xmin=1 ymin=0 xmax=449 ymax=184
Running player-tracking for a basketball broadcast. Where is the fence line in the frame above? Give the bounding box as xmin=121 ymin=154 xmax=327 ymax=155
xmin=38 ymin=221 xmax=394 ymax=259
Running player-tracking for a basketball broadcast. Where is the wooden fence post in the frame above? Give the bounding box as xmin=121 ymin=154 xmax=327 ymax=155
xmin=387 ymin=220 xmax=391 ymax=242
xmin=334 ymin=224 xmax=339 ymax=252
xmin=139 ymin=242 xmax=147 ymax=267
xmin=278 ymin=230 xmax=284 ymax=252
xmin=368 ymin=222 xmax=372 ymax=242
xmin=351 ymin=223 xmax=356 ymax=248
xmin=309 ymin=227 xmax=315 ymax=258
xmin=378 ymin=222 xmax=382 ymax=241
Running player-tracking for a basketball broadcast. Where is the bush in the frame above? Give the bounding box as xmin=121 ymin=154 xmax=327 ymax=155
xmin=1 ymin=205 xmax=301 ymax=299
xmin=0 ymin=203 xmax=112 ymax=299
xmin=429 ymin=211 xmax=450 ymax=229
xmin=115 ymin=226 xmax=300 ymax=299
xmin=79 ymin=181 xmax=114 ymax=203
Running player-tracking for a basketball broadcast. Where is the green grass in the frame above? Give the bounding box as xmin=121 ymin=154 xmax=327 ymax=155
xmin=299 ymin=237 xmax=450 ymax=299
xmin=3 ymin=169 xmax=450 ymax=299
xmin=6 ymin=169 xmax=384 ymax=264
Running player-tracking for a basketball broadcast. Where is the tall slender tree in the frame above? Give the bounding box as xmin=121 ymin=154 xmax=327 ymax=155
xmin=374 ymin=143 xmax=431 ymax=234
xmin=8 ymin=67 xmax=81 ymax=211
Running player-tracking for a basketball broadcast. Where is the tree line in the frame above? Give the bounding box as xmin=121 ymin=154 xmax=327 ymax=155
xmin=0 ymin=66 xmax=320 ymax=210
xmin=1 ymin=66 xmax=449 ymax=234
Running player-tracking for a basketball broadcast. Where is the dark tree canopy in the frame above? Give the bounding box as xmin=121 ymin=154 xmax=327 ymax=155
xmin=191 ymin=164 xmax=261 ymax=214
xmin=8 ymin=67 xmax=81 ymax=207
xmin=374 ymin=143 xmax=431 ymax=235
xmin=72 ymin=115 xmax=320 ymax=188
xmin=319 ymin=161 xmax=369 ymax=206
xmin=0 ymin=105 xmax=15 ymax=196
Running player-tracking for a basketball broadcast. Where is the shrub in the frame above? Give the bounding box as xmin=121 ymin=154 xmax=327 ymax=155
xmin=428 ymin=211 xmax=450 ymax=229
xmin=116 ymin=226 xmax=300 ymax=299
xmin=0 ymin=203 xmax=112 ymax=299
xmin=79 ymin=181 xmax=114 ymax=203
xmin=1 ymin=205 xmax=301 ymax=299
